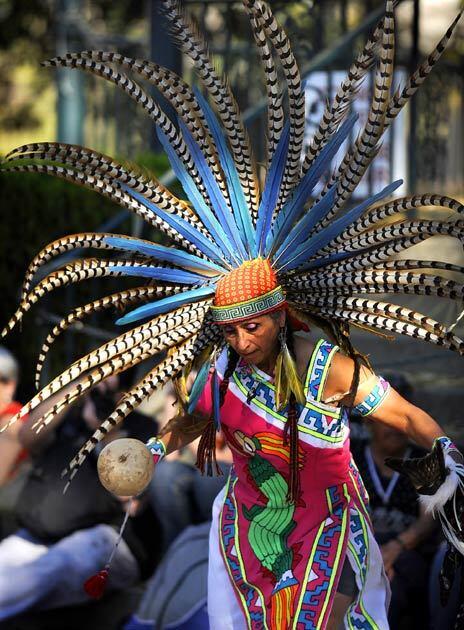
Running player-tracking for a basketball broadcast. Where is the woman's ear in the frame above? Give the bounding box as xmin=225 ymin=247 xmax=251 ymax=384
xmin=278 ymin=309 xmax=286 ymax=328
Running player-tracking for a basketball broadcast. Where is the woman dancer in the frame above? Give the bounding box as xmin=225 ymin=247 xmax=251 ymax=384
xmin=145 ymin=262 xmax=459 ymax=628
xmin=2 ymin=1 xmax=463 ymax=627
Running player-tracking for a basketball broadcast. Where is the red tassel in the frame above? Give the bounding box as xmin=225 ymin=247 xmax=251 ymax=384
xmin=83 ymin=568 xmax=109 ymax=599
xmin=287 ymin=311 xmax=310 ymax=333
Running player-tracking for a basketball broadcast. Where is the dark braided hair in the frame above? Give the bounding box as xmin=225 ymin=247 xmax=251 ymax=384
xmin=283 ymin=324 xmax=300 ymax=504
xmin=196 ymin=317 xmax=302 ymax=504
xmin=196 ymin=347 xmax=240 ymax=476
xmin=331 ymin=319 xmax=368 ymax=410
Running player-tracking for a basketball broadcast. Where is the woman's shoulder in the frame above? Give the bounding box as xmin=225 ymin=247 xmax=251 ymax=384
xmin=293 ymin=334 xmax=315 ymax=378
xmin=293 ymin=335 xmax=341 ymax=377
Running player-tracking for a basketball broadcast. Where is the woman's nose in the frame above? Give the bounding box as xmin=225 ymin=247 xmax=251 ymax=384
xmin=236 ymin=330 xmax=251 ymax=352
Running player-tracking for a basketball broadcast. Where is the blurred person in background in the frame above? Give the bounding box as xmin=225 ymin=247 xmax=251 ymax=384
xmin=351 ymin=374 xmax=438 ymax=629
xmin=0 ymin=346 xmax=30 ymax=539
xmin=0 ymin=374 xmax=161 ymax=622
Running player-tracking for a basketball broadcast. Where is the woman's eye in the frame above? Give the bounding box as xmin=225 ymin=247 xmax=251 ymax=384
xmin=224 ymin=327 xmax=235 ymax=335
xmin=246 ymin=324 xmax=258 ymax=331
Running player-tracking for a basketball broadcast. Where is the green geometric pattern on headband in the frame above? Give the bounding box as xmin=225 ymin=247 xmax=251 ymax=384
xmin=211 ymin=287 xmax=286 ymax=323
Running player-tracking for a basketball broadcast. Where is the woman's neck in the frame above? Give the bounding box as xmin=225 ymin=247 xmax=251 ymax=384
xmin=254 ymin=348 xmax=279 ymax=377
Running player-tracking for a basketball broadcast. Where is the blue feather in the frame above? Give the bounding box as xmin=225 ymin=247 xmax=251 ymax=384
xmin=295 ymin=247 xmax=364 ymax=272
xmin=279 ymin=180 xmax=403 ymax=272
xmin=272 ymin=186 xmax=337 ymax=263
xmin=116 ymin=286 xmax=215 ymax=325
xmin=255 ymin=122 xmax=290 ymax=254
xmin=187 ymin=357 xmax=212 ymax=415
xmin=156 ymin=127 xmax=240 ymax=263
xmin=123 ymin=185 xmax=226 ymax=265
xmin=110 ymin=265 xmax=210 ymax=284
xmin=268 ymin=113 xmax=358 ymax=254
xmin=104 ymin=236 xmax=225 ymax=274
xmin=178 ymin=120 xmax=248 ymax=259
xmin=212 ymin=368 xmax=221 ymax=431
xmin=194 ymin=89 xmax=256 ymax=257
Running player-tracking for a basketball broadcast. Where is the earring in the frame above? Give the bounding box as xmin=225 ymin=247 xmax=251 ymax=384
xmin=275 ymin=326 xmax=288 ymax=410
xmin=275 ymin=325 xmax=305 ymax=411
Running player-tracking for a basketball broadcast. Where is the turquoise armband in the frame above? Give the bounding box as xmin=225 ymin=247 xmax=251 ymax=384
xmin=353 ymin=376 xmax=390 ymax=417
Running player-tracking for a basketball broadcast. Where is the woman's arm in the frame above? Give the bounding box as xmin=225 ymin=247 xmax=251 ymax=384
xmin=381 ymin=504 xmax=437 ymax=579
xmin=0 ymin=417 xmax=23 ymax=485
xmin=323 ymin=352 xmax=446 ymax=447
xmin=366 ymin=388 xmax=444 ymax=449
xmin=156 ymin=413 xmax=208 ymax=455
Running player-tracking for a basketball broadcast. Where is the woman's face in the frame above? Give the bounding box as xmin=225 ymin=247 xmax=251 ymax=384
xmin=221 ymin=311 xmax=285 ymax=371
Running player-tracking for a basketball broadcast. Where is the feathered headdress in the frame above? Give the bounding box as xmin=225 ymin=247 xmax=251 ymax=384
xmin=1 ymin=0 xmax=463 ymax=483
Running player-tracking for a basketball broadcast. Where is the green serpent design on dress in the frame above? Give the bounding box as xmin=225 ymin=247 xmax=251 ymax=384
xmin=237 ymin=432 xmax=298 ymax=587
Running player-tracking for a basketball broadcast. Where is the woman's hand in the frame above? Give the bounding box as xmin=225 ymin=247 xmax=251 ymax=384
xmin=380 ymin=539 xmax=403 ymax=580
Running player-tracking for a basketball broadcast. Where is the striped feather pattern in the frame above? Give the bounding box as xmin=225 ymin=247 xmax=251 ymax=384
xmin=384 ymin=11 xmax=462 ymax=128
xmin=22 ymin=233 xmax=109 ymax=297
xmin=43 ymin=56 xmax=218 ymax=212
xmin=162 ymin=0 xmax=259 ymax=215
xmin=327 ymin=0 xmax=395 ymax=218
xmin=1 ymin=258 xmax=173 ymax=338
xmin=370 ymin=259 xmax=464 ymax=275
xmin=303 ymin=283 xmax=463 ymax=302
xmin=33 ymin=318 xmax=205 ymax=435
xmin=299 ymin=220 xmax=463 ymax=273
xmin=321 ymin=194 xmax=464 ymax=253
xmin=21 ymin=232 xmax=214 ymax=300
xmin=63 ymin=326 xmax=220 ymax=483
xmin=286 ymin=269 xmax=464 ymax=301
xmin=243 ymin=0 xmax=284 ymax=163
xmin=252 ymin=0 xmax=305 ymax=206
xmin=1 ymin=302 xmax=212 ymax=434
xmin=6 ymin=143 xmax=210 ymax=235
xmin=303 ymin=235 xmax=428 ymax=274
xmin=292 ymin=301 xmax=464 ymax=355
xmin=297 ymin=294 xmax=450 ymax=337
xmin=309 ymin=10 xmax=461 ymax=230
xmin=34 ymin=285 xmax=186 ymax=389
xmin=301 ymin=11 xmax=384 ymax=173
xmin=3 ymin=164 xmax=209 ymax=256
xmin=55 ymin=51 xmax=230 ymax=202
xmin=328 ymin=220 xmax=464 ymax=254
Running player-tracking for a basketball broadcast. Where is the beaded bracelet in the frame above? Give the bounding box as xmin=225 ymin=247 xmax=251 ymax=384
xmin=146 ymin=437 xmax=167 ymax=465
xmin=435 ymin=436 xmax=459 ymax=453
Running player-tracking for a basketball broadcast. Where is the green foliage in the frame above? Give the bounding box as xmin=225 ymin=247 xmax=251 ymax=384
xmin=0 ymin=0 xmax=148 ymax=136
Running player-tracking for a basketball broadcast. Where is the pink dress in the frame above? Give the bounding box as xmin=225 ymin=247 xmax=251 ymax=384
xmin=197 ymin=339 xmax=390 ymax=629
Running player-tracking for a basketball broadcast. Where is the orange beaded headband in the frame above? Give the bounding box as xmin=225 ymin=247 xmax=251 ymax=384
xmin=210 ymin=258 xmax=286 ymax=324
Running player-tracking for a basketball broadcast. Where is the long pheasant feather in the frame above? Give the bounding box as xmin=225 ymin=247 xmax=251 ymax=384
xmin=243 ymin=0 xmax=284 ymax=164
xmin=63 ymin=327 xmax=220 ymax=483
xmin=34 ymin=285 xmax=185 ymax=389
xmin=162 ymin=0 xmax=259 ymax=214
xmin=252 ymin=0 xmax=305 ymax=206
